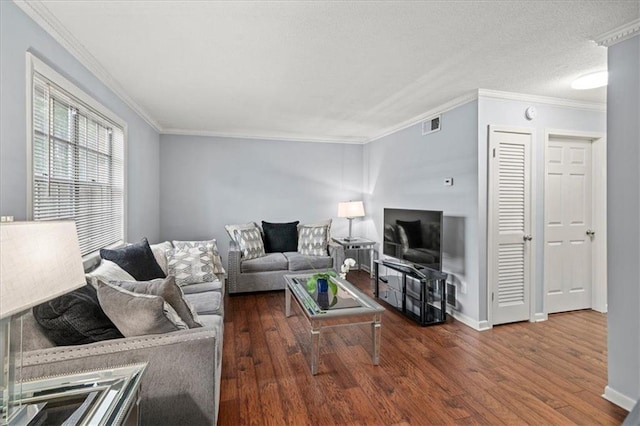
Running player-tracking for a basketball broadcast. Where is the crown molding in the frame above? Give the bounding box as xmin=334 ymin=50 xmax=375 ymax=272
xmin=13 ymin=0 xmax=162 ymax=132
xmin=366 ymin=90 xmax=478 ymax=144
xmin=161 ymin=128 xmax=366 ymax=145
xmin=478 ymin=89 xmax=606 ymax=112
xmin=593 ymin=18 xmax=640 ymax=47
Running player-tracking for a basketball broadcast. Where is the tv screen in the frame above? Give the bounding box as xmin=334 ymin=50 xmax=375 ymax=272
xmin=383 ymin=208 xmax=443 ymax=271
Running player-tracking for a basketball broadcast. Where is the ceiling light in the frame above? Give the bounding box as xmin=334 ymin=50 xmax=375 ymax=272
xmin=571 ymin=71 xmax=608 ymax=90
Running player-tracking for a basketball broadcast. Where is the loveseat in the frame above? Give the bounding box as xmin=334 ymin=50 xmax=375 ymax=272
xmin=19 ymin=239 xmax=224 ymax=425
xmin=226 ymin=220 xmax=343 ymax=294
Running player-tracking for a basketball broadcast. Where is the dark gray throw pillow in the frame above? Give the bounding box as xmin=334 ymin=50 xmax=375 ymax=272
xmin=100 ymin=237 xmax=166 ymax=281
xmin=262 ymin=221 xmax=299 ymax=252
xmin=32 ymin=285 xmax=123 ymax=346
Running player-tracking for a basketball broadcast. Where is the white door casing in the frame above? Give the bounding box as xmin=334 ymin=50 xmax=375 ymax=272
xmin=544 ymin=137 xmax=593 ymax=313
xmin=488 ymin=127 xmax=533 ymax=325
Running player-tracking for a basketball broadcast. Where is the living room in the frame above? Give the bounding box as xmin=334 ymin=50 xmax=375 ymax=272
xmin=1 ymin=1 xmax=639 ymax=425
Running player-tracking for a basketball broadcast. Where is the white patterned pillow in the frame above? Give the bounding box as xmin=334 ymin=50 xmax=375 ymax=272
xmin=234 ymin=228 xmax=265 ymax=260
xmin=224 ymin=222 xmax=260 ymax=242
xmin=167 ymin=247 xmax=215 ymax=286
xmin=298 ymin=224 xmax=329 ymax=256
xmin=173 ymin=239 xmax=225 ymax=275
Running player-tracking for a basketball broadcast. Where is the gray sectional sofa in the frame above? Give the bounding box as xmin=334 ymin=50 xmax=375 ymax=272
xmin=228 ymin=240 xmax=343 ymax=294
xmin=19 ymin=241 xmax=224 ymax=425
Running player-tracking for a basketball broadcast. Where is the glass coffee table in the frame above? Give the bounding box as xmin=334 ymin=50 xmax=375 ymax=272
xmin=284 ymin=274 xmax=385 ymax=375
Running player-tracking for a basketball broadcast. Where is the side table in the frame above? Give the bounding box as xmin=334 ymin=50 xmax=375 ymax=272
xmin=331 ymin=237 xmax=376 ymax=277
xmin=12 ymin=363 xmax=146 ymax=426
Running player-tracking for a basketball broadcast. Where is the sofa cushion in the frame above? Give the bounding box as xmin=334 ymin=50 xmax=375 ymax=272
xmin=298 ymin=224 xmax=329 ymax=256
xmin=181 ymin=279 xmax=223 ymax=294
xmin=241 ymin=253 xmax=288 ymax=273
xmin=284 ymin=252 xmax=333 ymax=271
xmin=110 ymin=276 xmax=202 ymax=329
xmin=32 ymin=285 xmax=123 ymax=346
xmin=97 ymin=281 xmax=188 ymax=337
xmin=150 ymin=241 xmax=173 ymax=275
xmin=261 ymin=221 xmax=299 ymax=252
xmin=198 ymin=314 xmax=223 ymax=330
xmin=184 ymin=291 xmax=222 ymax=316
xmin=85 ymin=259 xmax=136 ymax=288
xmin=100 ymin=238 xmax=166 ymax=281
xmin=235 ymin=227 xmax=265 ymax=260
xmin=173 ymin=239 xmax=225 ymax=274
xmin=167 ymin=246 xmax=215 ymax=285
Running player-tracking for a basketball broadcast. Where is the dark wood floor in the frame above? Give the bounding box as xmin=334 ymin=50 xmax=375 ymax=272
xmin=219 ymin=271 xmax=627 ymax=425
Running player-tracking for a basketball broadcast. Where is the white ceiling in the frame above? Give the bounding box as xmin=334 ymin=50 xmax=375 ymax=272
xmin=20 ymin=1 xmax=640 ymax=143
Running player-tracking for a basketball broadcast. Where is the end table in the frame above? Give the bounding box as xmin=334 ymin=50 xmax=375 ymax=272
xmin=331 ymin=237 xmax=376 ymax=277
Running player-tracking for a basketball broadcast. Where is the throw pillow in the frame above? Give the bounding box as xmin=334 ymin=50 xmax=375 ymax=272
xmin=224 ymin=222 xmax=260 ymax=242
xmin=97 ymin=281 xmax=188 ymax=337
xmin=100 ymin=238 xmax=166 ymax=281
xmin=110 ymin=276 xmax=201 ymax=328
xmin=32 ymin=285 xmax=123 ymax=346
xmin=234 ymin=228 xmax=265 ymax=260
xmin=261 ymin=221 xmax=299 ymax=252
xmin=298 ymin=224 xmax=329 ymax=256
xmin=396 ymin=220 xmax=423 ymax=248
xmin=85 ymin=259 xmax=135 ymax=289
xmin=150 ymin=241 xmax=173 ymax=275
xmin=167 ymin=246 xmax=215 ymax=286
xmin=173 ymin=239 xmax=225 ymax=274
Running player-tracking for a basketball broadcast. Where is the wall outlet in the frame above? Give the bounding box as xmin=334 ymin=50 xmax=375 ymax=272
xmin=459 ymin=281 xmax=467 ymax=295
xmin=443 ymin=177 xmax=454 ymax=186
xmin=0 ymin=216 xmax=14 ymax=222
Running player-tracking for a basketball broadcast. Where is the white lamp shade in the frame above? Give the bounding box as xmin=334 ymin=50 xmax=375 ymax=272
xmin=337 ymin=201 xmax=365 ymax=218
xmin=0 ymin=221 xmax=86 ymax=318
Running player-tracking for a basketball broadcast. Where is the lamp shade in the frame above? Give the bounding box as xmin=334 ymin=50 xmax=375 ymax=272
xmin=337 ymin=201 xmax=365 ymax=218
xmin=0 ymin=221 xmax=86 ymax=319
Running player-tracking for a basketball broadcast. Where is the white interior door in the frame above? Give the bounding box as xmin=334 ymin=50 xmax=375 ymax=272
xmin=489 ymin=129 xmax=533 ymax=325
xmin=545 ymin=137 xmax=593 ymax=313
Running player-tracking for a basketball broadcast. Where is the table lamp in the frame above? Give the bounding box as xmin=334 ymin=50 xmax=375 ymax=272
xmin=337 ymin=201 xmax=365 ymax=241
xmin=0 ymin=221 xmax=86 ymax=425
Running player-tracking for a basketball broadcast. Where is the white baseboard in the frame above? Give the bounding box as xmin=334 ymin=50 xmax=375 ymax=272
xmin=603 ymin=385 xmax=636 ymax=411
xmin=532 ymin=313 xmax=548 ymax=322
xmin=451 ymin=310 xmax=492 ymax=331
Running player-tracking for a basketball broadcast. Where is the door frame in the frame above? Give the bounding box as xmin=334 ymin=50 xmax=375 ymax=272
xmin=487 ymin=125 xmax=537 ymax=327
xmin=543 ymin=129 xmax=607 ymax=313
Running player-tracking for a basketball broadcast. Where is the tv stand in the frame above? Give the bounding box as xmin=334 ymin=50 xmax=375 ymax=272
xmin=375 ymin=260 xmax=448 ymax=326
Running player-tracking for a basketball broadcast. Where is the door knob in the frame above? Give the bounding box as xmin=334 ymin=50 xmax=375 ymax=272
xmin=523 ymin=234 xmax=533 ymax=241
xmin=586 ymin=229 xmax=595 ymax=237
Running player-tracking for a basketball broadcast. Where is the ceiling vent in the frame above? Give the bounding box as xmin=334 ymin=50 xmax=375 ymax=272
xmin=422 ymin=115 xmax=441 ymax=135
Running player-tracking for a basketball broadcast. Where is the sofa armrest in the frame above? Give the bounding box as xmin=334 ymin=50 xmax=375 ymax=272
xmin=21 ymin=327 xmax=220 ymax=425
xmin=228 ymin=240 xmax=242 ymax=294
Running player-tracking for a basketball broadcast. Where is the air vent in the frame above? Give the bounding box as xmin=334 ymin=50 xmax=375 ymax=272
xmin=422 ymin=115 xmax=441 ymax=135
xmin=446 ymin=282 xmax=457 ymax=309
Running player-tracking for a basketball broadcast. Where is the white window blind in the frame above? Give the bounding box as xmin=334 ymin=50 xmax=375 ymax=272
xmin=31 ymin=72 xmax=125 ymax=256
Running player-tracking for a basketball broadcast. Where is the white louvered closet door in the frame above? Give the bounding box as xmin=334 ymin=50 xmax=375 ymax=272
xmin=489 ymin=129 xmax=532 ymax=325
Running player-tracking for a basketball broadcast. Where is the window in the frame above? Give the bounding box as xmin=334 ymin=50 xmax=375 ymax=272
xmin=28 ymin=54 xmax=126 ymax=256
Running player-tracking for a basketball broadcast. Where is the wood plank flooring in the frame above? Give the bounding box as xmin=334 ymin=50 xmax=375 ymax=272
xmin=219 ymin=271 xmax=627 ymax=425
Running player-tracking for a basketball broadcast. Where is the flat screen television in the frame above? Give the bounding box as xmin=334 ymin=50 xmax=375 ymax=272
xmin=383 ymin=208 xmax=443 ymax=271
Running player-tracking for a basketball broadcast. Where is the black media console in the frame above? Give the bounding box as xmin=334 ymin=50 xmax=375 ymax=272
xmin=374 ymin=259 xmax=448 ymax=326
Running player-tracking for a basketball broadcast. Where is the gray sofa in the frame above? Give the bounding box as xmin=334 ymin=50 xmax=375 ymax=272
xmin=227 ymin=240 xmax=343 ymax=294
xmin=19 ymin=243 xmax=224 ymax=425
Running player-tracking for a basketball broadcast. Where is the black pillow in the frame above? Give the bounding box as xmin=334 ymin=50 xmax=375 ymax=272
xmin=100 ymin=237 xmax=165 ymax=281
xmin=396 ymin=220 xmax=423 ymax=248
xmin=262 ymin=221 xmax=300 ymax=252
xmin=33 ymin=285 xmax=123 ymax=346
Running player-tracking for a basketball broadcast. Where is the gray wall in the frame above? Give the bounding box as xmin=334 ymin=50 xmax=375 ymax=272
xmin=0 ymin=1 xmax=161 ymax=242
xmin=363 ymin=101 xmax=480 ymax=321
xmin=478 ymin=97 xmax=606 ymax=321
xmin=159 ymin=135 xmax=363 ymax=266
xmin=607 ymin=34 xmax=640 ymax=405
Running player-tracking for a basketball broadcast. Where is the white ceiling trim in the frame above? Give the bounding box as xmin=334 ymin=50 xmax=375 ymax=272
xmin=366 ymin=90 xmax=479 ymax=144
xmin=13 ymin=0 xmax=162 ymax=132
xmin=478 ymin=89 xmax=606 ymax=112
xmin=593 ymin=18 xmax=640 ymax=47
xmin=161 ymin=128 xmax=367 ymax=145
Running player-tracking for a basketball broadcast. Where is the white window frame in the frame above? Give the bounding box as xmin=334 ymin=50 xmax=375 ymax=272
xmin=26 ymin=52 xmax=128 ymax=265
